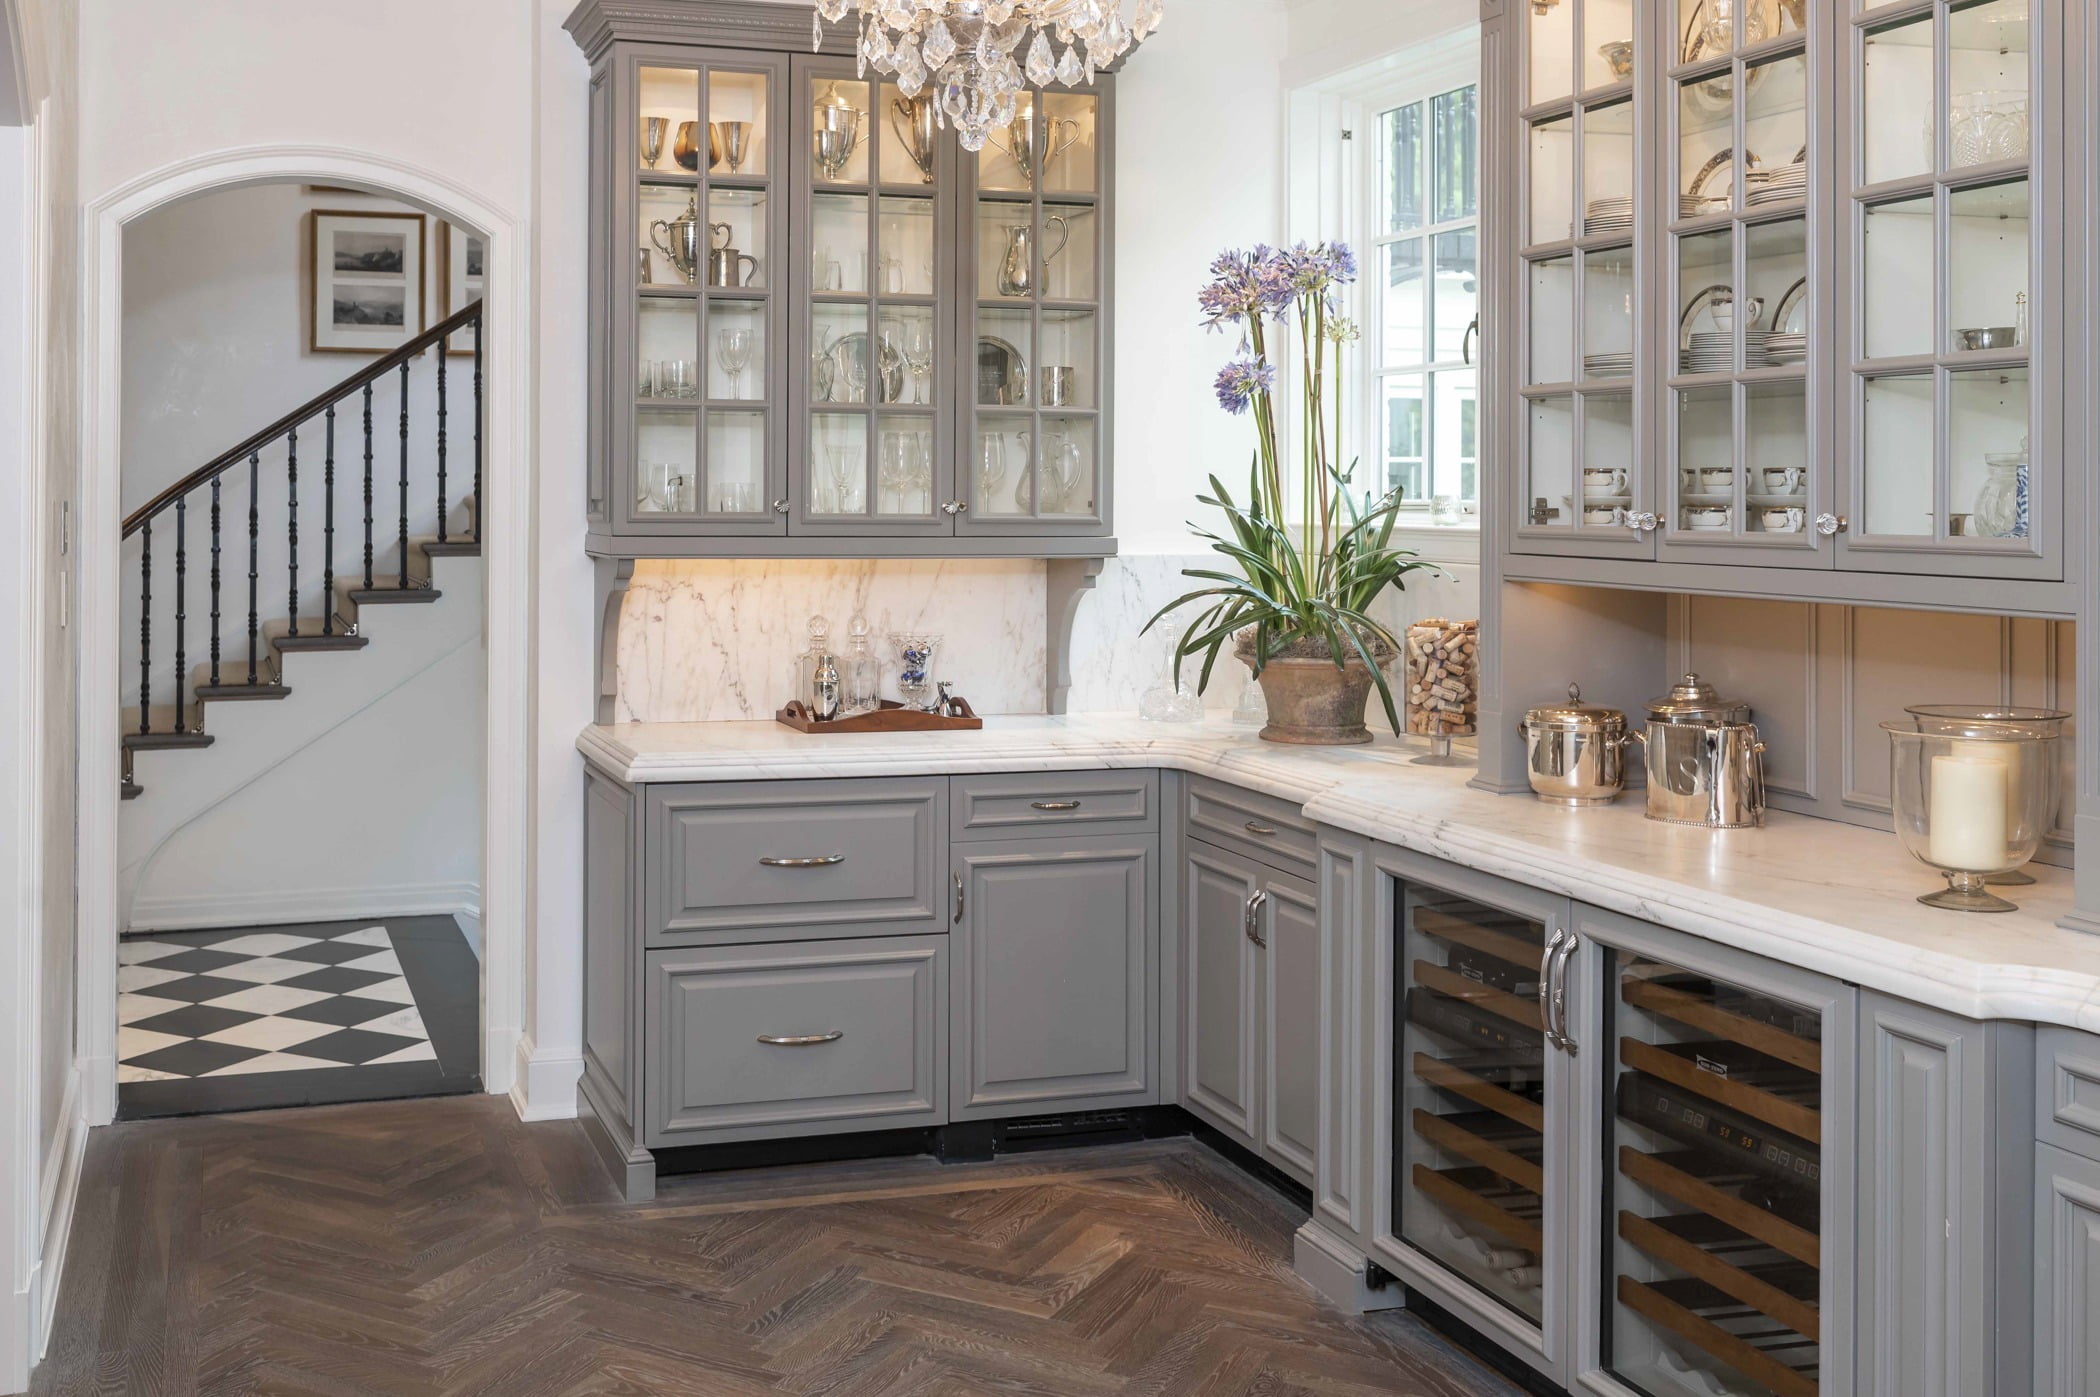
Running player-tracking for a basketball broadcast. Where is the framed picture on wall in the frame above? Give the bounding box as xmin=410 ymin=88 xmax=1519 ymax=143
xmin=309 ymin=209 xmax=427 ymax=354
xmin=439 ymin=222 xmax=484 ymax=357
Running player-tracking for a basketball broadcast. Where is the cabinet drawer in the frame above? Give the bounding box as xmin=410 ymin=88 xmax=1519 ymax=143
xmin=2038 ymin=1027 xmax=2100 ymax=1162
xmin=1185 ymin=776 xmax=1316 ymax=880
xmin=644 ymin=777 xmax=945 ymax=945
xmin=644 ymin=936 xmax=947 ymax=1146
xmin=951 ymin=770 xmax=1156 ymax=839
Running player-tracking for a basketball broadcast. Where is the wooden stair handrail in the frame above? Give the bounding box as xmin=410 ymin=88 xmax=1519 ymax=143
xmin=122 ymin=300 xmax=484 ymax=537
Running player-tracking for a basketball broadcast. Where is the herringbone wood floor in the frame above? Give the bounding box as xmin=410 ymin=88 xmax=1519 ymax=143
xmin=33 ymin=1095 xmax=1523 ymax=1397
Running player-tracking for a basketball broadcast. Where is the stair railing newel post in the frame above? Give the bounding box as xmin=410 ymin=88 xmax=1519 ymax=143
xmin=174 ymin=499 xmax=187 ymax=730
xmin=246 ymin=452 xmax=260 ymax=687
xmin=436 ymin=347 xmax=448 ymax=544
xmin=398 ymin=361 xmax=410 ymax=590
xmin=138 ymin=519 xmax=151 ymax=735
xmin=362 ymin=382 xmax=375 ymax=597
xmin=472 ymin=309 xmax=482 ymax=542
xmin=209 ymin=476 xmax=222 ymax=688
xmin=286 ymin=426 xmax=299 ymax=639
xmin=323 ymin=406 xmax=336 ymax=636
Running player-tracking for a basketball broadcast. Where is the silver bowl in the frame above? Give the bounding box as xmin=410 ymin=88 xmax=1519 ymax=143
xmin=1956 ymin=326 xmax=2020 ymax=351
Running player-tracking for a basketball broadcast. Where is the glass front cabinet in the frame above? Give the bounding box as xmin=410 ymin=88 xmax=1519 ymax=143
xmin=580 ymin=18 xmax=1115 ymax=554
xmin=1374 ymin=850 xmax=1854 ymax=1397
xmin=1503 ymin=0 xmax=2067 ymax=595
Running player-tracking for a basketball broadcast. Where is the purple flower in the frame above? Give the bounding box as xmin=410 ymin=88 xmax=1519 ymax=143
xmin=1214 ymin=357 xmax=1275 ymax=415
xmin=1199 ymin=244 xmax=1297 ymax=329
xmin=1280 ymin=240 xmax=1359 ymax=297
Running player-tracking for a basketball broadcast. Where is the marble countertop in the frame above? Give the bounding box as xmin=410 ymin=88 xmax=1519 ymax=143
xmin=579 ymin=715 xmax=2100 ymax=1033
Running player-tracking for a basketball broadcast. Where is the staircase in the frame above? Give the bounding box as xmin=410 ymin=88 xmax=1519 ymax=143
xmin=119 ymin=300 xmax=484 ymax=802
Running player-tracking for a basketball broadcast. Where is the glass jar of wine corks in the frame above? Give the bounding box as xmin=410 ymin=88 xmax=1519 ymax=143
xmin=1405 ymin=618 xmax=1479 ymax=766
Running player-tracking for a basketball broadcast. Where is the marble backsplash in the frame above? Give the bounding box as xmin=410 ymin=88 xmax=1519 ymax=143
xmin=613 ymin=551 xmax=1484 ymax=722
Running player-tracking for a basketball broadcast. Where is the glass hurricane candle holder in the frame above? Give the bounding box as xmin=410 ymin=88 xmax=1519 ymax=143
xmin=1904 ymin=705 xmax=2070 ymax=887
xmin=1882 ymin=721 xmax=2060 ymax=913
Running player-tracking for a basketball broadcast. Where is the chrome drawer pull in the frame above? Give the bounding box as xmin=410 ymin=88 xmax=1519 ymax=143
xmin=1244 ymin=821 xmax=1278 ymax=837
xmin=758 ymin=855 xmax=846 ymax=869
xmin=756 ymin=1031 xmax=844 ymax=1047
xmin=1243 ymin=889 xmax=1270 ymax=948
xmin=1031 ymin=800 xmax=1083 ymax=811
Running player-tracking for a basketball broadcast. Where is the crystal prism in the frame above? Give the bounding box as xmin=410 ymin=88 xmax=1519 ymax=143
xmin=893 ymin=40 xmax=926 ymax=95
xmin=1055 ymin=42 xmax=1083 ymax=86
xmin=1024 ymin=30 xmax=1055 ymax=85
xmin=922 ymin=18 xmax=957 ymax=67
xmin=1133 ymin=0 xmax=1163 ymax=39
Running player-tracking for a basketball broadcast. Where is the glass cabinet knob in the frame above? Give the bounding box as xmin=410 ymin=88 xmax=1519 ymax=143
xmin=773 ymin=498 xmax=791 ymax=515
xmin=942 ymin=499 xmax=967 ymax=516
xmin=1623 ymin=511 xmax=1659 ymax=533
xmin=1815 ymin=512 xmax=1847 ymax=535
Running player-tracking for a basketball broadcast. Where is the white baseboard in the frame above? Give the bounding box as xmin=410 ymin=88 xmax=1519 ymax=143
xmin=508 ymin=1034 xmax=582 ymax=1122
xmin=1293 ymin=1220 xmax=1405 ymax=1314
xmin=126 ymin=880 xmax=482 ymax=933
xmin=28 ymin=1065 xmax=87 ymax=1370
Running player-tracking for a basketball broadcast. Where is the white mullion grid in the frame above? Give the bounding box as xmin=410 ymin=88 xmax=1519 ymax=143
xmin=1368 ymin=88 xmax=1480 ymax=514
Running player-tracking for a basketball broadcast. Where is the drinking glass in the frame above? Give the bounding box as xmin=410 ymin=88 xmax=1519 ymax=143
xmin=838 ymin=340 xmax=868 ymax=404
xmin=663 ymin=359 xmax=698 ymax=400
xmin=912 ymin=431 xmax=934 ymax=513
xmin=714 ymin=329 xmax=754 ymax=400
xmin=878 ymin=433 xmax=911 ymax=513
xmin=826 ymin=444 xmax=862 ymax=513
xmin=977 ymin=431 xmax=1008 ymax=503
xmin=638 ymin=359 xmax=659 ymax=399
xmin=904 ymin=322 xmax=934 ymax=404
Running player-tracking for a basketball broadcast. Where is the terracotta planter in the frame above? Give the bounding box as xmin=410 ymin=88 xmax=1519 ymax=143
xmin=1237 ymin=635 xmax=1394 ymax=746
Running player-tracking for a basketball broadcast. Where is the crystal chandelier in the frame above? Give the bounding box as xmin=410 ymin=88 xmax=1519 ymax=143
xmin=810 ymin=0 xmax=1164 ymax=151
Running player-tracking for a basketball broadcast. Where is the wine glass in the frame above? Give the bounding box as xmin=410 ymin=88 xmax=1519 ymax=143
xmin=838 ymin=336 xmax=868 ymax=404
xmin=909 ymin=431 xmax=934 ymax=514
xmin=977 ymin=431 xmax=1008 ymax=506
xmin=903 ymin=322 xmax=934 ymax=404
xmin=826 ymin=443 xmax=862 ymax=514
xmin=875 ymin=329 xmax=906 ymax=404
xmin=714 ymin=328 xmax=754 ymax=400
xmin=877 ymin=433 xmax=911 ymax=514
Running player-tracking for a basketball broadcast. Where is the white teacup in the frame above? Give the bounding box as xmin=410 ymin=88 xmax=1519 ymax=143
xmin=1761 ymin=506 xmax=1806 ymax=533
xmin=1689 ymin=466 xmax=1734 ymax=491
xmin=1687 ymin=505 xmax=1732 ymax=531
xmin=1582 ymin=504 xmax=1624 ymax=526
xmin=1582 ymin=467 xmax=1629 ymax=498
xmin=1761 ymin=466 xmax=1806 ymax=495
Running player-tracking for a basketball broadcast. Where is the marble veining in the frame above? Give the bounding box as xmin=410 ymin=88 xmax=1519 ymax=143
xmin=615 ymin=558 xmax=1048 ymax=721
xmin=579 ymin=714 xmax=2100 ymax=1033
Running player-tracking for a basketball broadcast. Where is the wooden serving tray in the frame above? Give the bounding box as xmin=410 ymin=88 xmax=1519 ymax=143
xmin=775 ymin=698 xmax=983 ymax=733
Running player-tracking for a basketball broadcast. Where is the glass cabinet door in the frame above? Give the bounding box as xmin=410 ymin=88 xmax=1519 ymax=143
xmin=791 ymin=57 xmax=956 ymax=537
xmin=1604 ymin=948 xmax=1828 ymax=1397
xmin=959 ymin=86 xmax=1110 ymax=536
xmin=1515 ymin=0 xmax=1651 ymax=558
xmin=1839 ymin=0 xmax=2055 ymax=580
xmin=1654 ymin=4 xmax=1824 ymax=565
xmin=1393 ymin=880 xmax=1560 ymax=1346
xmin=623 ymin=55 xmax=787 ymax=536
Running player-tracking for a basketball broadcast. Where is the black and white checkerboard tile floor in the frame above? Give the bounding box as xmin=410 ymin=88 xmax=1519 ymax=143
xmin=119 ymin=924 xmax=436 ymax=1081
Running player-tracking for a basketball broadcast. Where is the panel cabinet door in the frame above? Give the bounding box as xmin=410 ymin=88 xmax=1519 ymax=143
xmin=1259 ymin=868 xmax=1319 ymax=1185
xmin=2036 ymin=1142 xmax=2100 ymax=1397
xmin=789 ymin=53 xmax=958 ymax=540
xmin=1574 ymin=905 xmax=1856 ymax=1397
xmin=1182 ymin=840 xmax=1263 ymax=1151
xmin=950 ymin=835 xmax=1156 ymax=1120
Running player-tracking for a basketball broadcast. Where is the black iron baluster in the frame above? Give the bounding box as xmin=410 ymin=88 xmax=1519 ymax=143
xmin=362 ymin=383 xmax=375 ymax=592
xmin=436 ymin=349 xmax=449 ymax=543
xmin=209 ymin=476 xmax=223 ymax=687
xmin=398 ymin=362 xmax=410 ymax=589
xmin=138 ymin=519 xmax=151 ymax=735
xmin=473 ymin=311 xmax=483 ymax=541
xmin=174 ymin=499 xmax=188 ymax=730
xmin=286 ymin=426 xmax=299 ymax=638
xmin=323 ymin=406 xmax=337 ymax=634
xmin=247 ymin=452 xmax=260 ymax=686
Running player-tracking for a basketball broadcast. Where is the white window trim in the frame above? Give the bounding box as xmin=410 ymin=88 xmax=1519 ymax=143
xmin=1286 ymin=26 xmax=1481 ymax=542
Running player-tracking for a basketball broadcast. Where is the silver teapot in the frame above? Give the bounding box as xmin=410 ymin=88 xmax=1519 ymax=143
xmin=1630 ymin=674 xmax=1767 ymax=828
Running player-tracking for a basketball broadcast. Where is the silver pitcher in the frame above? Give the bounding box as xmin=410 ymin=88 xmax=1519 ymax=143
xmin=1630 ymin=674 xmax=1767 ymax=828
xmin=813 ymin=84 xmax=866 ymax=180
xmin=648 ymin=196 xmax=704 ymax=284
xmin=997 ymin=215 xmax=1070 ymax=298
xmin=890 ymin=95 xmax=937 ymax=183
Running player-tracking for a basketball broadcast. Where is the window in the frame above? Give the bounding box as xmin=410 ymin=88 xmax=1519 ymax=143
xmin=1371 ymin=82 xmax=1479 ymax=524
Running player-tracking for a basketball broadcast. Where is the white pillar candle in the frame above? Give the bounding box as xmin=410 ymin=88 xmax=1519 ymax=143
xmin=1949 ymin=737 xmax=2024 ymax=833
xmin=1928 ymin=755 xmax=2009 ymax=871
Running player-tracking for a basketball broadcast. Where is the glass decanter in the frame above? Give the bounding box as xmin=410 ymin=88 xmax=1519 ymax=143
xmin=889 ymin=632 xmax=942 ymax=712
xmin=793 ymin=615 xmax=841 ymax=722
xmin=840 ymin=614 xmax=883 ymax=717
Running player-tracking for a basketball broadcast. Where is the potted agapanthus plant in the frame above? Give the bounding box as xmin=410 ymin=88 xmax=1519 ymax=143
xmin=1145 ymin=241 xmax=1433 ymax=745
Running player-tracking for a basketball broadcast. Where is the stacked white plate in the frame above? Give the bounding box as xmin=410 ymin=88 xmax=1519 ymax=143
xmin=1745 ymin=162 xmax=1808 ymax=206
xmin=1765 ymin=331 xmax=1809 ymax=365
xmin=1584 ymin=196 xmax=1634 ymax=238
xmin=1583 ymin=352 xmax=1635 ymax=378
xmin=1681 ymin=331 xmax=1733 ymax=374
xmin=1679 ymin=193 xmax=1716 ymax=219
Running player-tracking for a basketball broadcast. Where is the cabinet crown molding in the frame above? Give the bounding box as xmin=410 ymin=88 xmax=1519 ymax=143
xmin=565 ymin=0 xmax=857 ymax=62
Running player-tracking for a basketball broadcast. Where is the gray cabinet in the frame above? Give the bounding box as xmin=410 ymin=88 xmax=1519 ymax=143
xmin=2035 ymin=1141 xmax=2100 ymax=1397
xmin=950 ymin=835 xmax=1156 ymax=1119
xmin=570 ymin=1 xmax=1118 ymax=558
xmin=1179 ymin=819 xmax=1320 ymax=1187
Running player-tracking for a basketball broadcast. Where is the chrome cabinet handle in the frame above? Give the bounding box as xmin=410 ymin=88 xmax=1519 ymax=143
xmin=953 ymin=871 xmax=964 ymax=924
xmin=1623 ymin=511 xmax=1659 ymax=533
xmin=1538 ymin=927 xmax=1565 ymax=1049
xmin=1551 ymin=934 xmax=1581 ymax=1055
xmin=1244 ymin=821 xmax=1278 ymax=837
xmin=1243 ymin=889 xmax=1269 ymax=948
xmin=1031 ymin=800 xmax=1082 ymax=811
xmin=1815 ymin=512 xmax=1848 ymax=536
xmin=759 ymin=854 xmax=846 ymax=868
xmin=757 ymin=1031 xmax=843 ymax=1047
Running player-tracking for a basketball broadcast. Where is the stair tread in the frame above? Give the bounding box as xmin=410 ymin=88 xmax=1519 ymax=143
xmin=195 ymin=682 xmax=291 ymax=702
xmin=344 ymin=585 xmax=443 ymax=604
xmin=122 ymin=730 xmax=214 ymax=751
xmin=264 ymin=616 xmax=367 ymax=652
xmin=416 ymin=537 xmax=482 ymax=558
